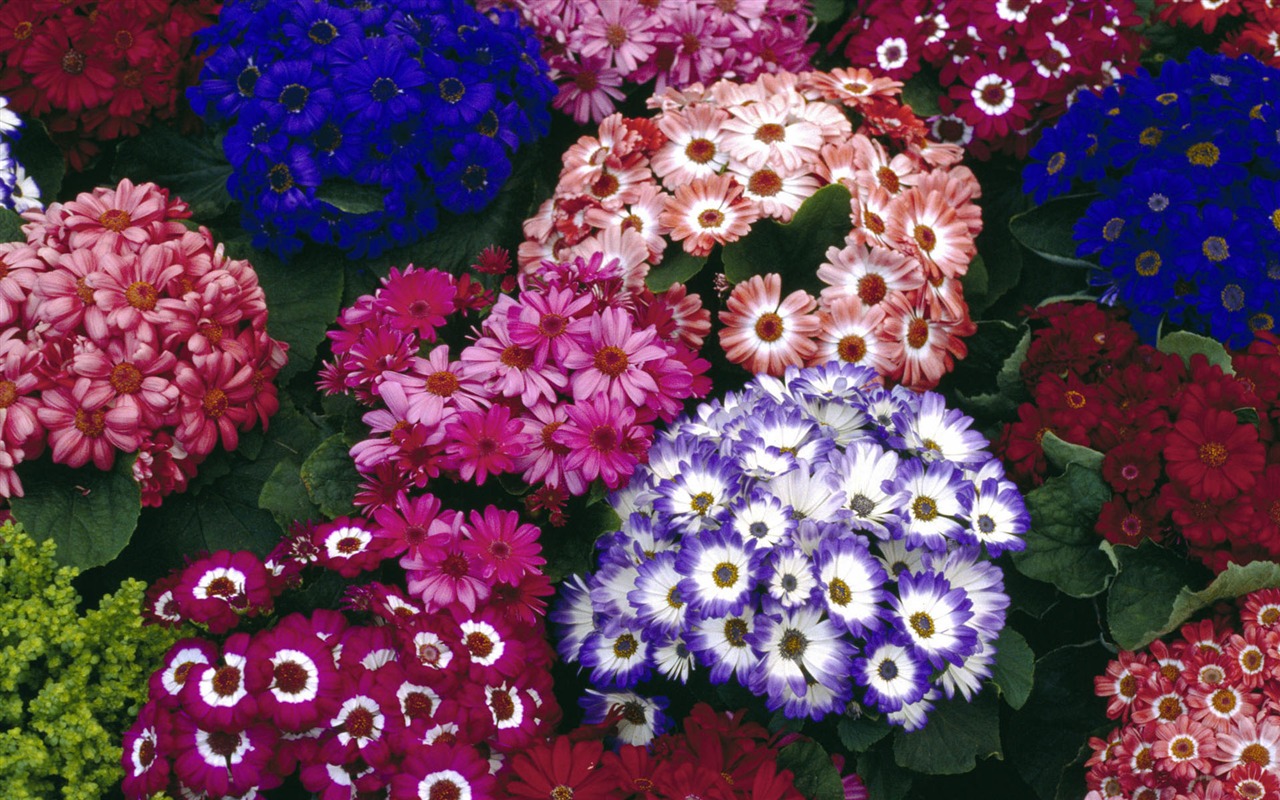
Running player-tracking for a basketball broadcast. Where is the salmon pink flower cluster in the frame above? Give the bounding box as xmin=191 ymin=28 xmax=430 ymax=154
xmin=321 ymin=255 xmax=711 ymax=523
xmin=502 ymin=703 xmax=867 ymax=800
xmin=997 ymin=302 xmax=1280 ymax=573
xmin=829 ymin=0 xmax=1145 ymax=158
xmin=1086 ymin=589 xmax=1280 ymax=800
xmin=123 ymin=510 xmax=559 ymax=800
xmin=0 ymin=0 xmax=218 ymax=169
xmin=475 ymin=0 xmax=815 ymax=124
xmin=0 ymin=179 xmax=285 ymax=503
xmin=556 ymin=362 xmax=1025 ymax=727
xmin=520 ymin=69 xmax=982 ymax=388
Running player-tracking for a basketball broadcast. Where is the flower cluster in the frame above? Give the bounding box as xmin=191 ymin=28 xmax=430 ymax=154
xmin=0 ymin=522 xmax=179 ymax=800
xmin=321 ymin=253 xmax=711 ymax=523
xmin=1158 ymin=0 xmax=1280 ymax=71
xmin=187 ymin=0 xmax=556 ymax=259
xmin=521 ymin=70 xmax=981 ymax=389
xmin=123 ymin=507 xmax=559 ymax=800
xmin=0 ymin=97 xmax=39 ymax=212
xmin=829 ymin=0 xmax=1145 ymax=158
xmin=0 ymin=0 xmax=217 ymax=170
xmin=997 ymin=302 xmax=1280 ymax=572
xmin=555 ymin=362 xmax=1026 ymax=728
xmin=475 ymin=0 xmax=815 ymax=124
xmin=1025 ymin=50 xmax=1280 ymax=347
xmin=502 ymin=703 xmax=868 ymax=800
xmin=0 ymin=179 xmax=286 ymax=503
xmin=1086 ymin=588 xmax=1280 ymax=800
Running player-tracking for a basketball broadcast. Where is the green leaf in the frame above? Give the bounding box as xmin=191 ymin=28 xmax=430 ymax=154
xmin=259 ymin=460 xmax=324 ymax=529
xmin=1040 ymin=431 xmax=1105 ymax=472
xmin=1114 ymin=560 xmax=1280 ymax=650
xmin=224 ymin=237 xmax=345 ymax=384
xmin=9 ymin=454 xmax=141 ymax=569
xmin=1106 ymin=541 xmax=1211 ymax=650
xmin=813 ymin=0 xmax=845 ymax=22
xmin=1008 ymin=194 xmax=1099 ymax=269
xmin=316 ymin=180 xmax=386 ymax=215
xmin=990 ymin=628 xmax=1035 ymax=710
xmin=838 ymin=715 xmax=892 ymax=753
xmin=995 ymin=329 xmax=1031 ymax=400
xmin=0 ymin=208 xmax=23 ymax=243
xmin=900 ymin=73 xmax=943 ymax=118
xmin=299 ymin=434 xmax=360 ymax=519
xmin=776 ymin=741 xmax=845 ymax=800
xmin=1004 ymin=566 xmax=1061 ymax=620
xmin=960 ymin=253 xmax=989 ymax=302
xmin=112 ymin=125 xmax=234 ymax=218
xmin=857 ymin=746 xmax=913 ymax=800
xmin=1010 ymin=465 xmax=1117 ymax=598
xmin=721 ymin=183 xmax=853 ymax=292
xmin=645 ymin=247 xmax=707 ymax=292
xmin=12 ymin=120 xmax=64 ymax=202
xmin=893 ymin=692 xmax=1002 ymax=775
xmin=1157 ymin=330 xmax=1235 ymax=375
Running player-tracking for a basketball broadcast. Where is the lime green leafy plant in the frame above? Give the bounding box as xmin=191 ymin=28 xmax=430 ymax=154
xmin=0 ymin=522 xmax=179 ymax=799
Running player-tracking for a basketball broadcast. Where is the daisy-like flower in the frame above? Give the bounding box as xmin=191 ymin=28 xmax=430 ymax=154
xmin=813 ymin=537 xmax=888 ymax=636
xmin=652 ymin=635 xmax=697 ymax=683
xmin=653 ymin=451 xmax=741 ymax=532
xmin=312 ymin=518 xmax=383 ymax=578
xmin=580 ymin=689 xmax=670 ymax=746
xmin=886 ymin=458 xmax=972 ymax=551
xmin=1153 ymin=715 xmax=1218 ymax=781
xmin=828 ymin=442 xmax=901 ymax=538
xmin=60 ymin=178 xmax=177 ymax=252
xmin=885 ymin=188 xmax=974 ymax=279
xmin=460 ymin=506 xmax=545 ymax=585
xmin=726 ymin=489 xmax=796 ymax=548
xmin=581 ymin=623 xmax=652 ymax=689
xmin=563 ymin=307 xmax=668 ymax=406
xmin=246 ymin=622 xmax=337 ymax=732
xmin=855 ymin=636 xmax=930 ymax=712
xmin=444 ymin=405 xmax=531 ymax=486
xmin=890 ymin=570 xmax=978 ymax=668
xmin=676 ymin=529 xmax=764 ymax=617
xmin=765 ymin=546 xmax=821 ymax=610
xmin=899 ymin=393 xmax=989 ymax=465
xmin=556 ymin=394 xmax=651 ymax=489
xmin=170 ymin=716 xmax=277 ymax=799
xmin=120 ymin=703 xmax=170 ymax=799
xmin=402 ymin=540 xmax=490 ymax=613
xmin=660 ymin=174 xmax=760 ymax=257
xmin=812 ymin=298 xmax=893 ymax=374
xmin=748 ymin=602 xmax=853 ymax=699
xmin=688 ymin=607 xmax=759 ymax=685
xmin=371 ymin=492 xmax=454 ymax=561
xmin=651 ymin=104 xmax=732 ymax=189
xmin=1215 ymin=717 xmax=1280 ymax=774
xmin=729 ymin=162 xmax=823 ymax=223
xmin=719 ymin=273 xmax=819 ymax=376
xmin=967 ymin=478 xmax=1031 ymax=556
xmin=1163 ymin=407 xmax=1266 ymax=502
xmin=390 ymin=744 xmax=496 ymax=800
xmin=629 ymin=552 xmax=688 ymax=637
xmin=183 ymin=636 xmax=259 ymax=732
xmin=719 ymin=95 xmax=823 ymax=172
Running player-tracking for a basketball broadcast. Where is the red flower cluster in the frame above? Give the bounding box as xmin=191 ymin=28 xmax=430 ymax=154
xmin=321 ymin=250 xmax=711 ymax=526
xmin=0 ymin=0 xmax=219 ymax=169
xmin=0 ymin=179 xmax=285 ymax=504
xmin=829 ymin=0 xmax=1146 ymax=158
xmin=996 ymin=302 xmax=1280 ymax=572
xmin=123 ymin=514 xmax=560 ymax=800
xmin=503 ymin=704 xmax=866 ymax=800
xmin=1087 ymin=589 xmax=1280 ymax=800
xmin=1155 ymin=0 xmax=1280 ymax=67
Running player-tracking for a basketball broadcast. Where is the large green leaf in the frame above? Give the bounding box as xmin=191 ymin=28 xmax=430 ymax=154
xmin=900 ymin=73 xmax=943 ymax=118
xmin=645 ymin=247 xmax=707 ymax=292
xmin=1040 ymin=431 xmax=1105 ymax=472
xmin=838 ymin=715 xmax=893 ymax=753
xmin=893 ymin=692 xmax=1002 ymax=775
xmin=9 ymin=454 xmax=141 ymax=569
xmin=0 ymin=208 xmax=23 ymax=243
xmin=857 ymin=746 xmax=913 ymax=800
xmin=316 ymin=180 xmax=386 ymax=215
xmin=995 ymin=329 xmax=1031 ymax=400
xmin=991 ymin=628 xmax=1035 ymax=710
xmin=813 ymin=0 xmax=845 ymax=22
xmin=1107 ymin=541 xmax=1211 ymax=650
xmin=11 ymin=120 xmax=64 ymax=202
xmin=721 ymin=183 xmax=853 ymax=292
xmin=1157 ymin=330 xmax=1235 ymax=375
xmin=259 ymin=459 xmax=324 ymax=529
xmin=299 ymin=434 xmax=360 ymax=519
xmin=1010 ymin=465 xmax=1117 ymax=598
xmin=112 ymin=125 xmax=234 ymax=218
xmin=1008 ymin=194 xmax=1099 ymax=269
xmin=776 ymin=741 xmax=845 ymax=800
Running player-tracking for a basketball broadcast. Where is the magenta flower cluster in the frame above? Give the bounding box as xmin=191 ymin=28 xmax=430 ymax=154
xmin=0 ymin=179 xmax=286 ymax=503
xmin=122 ymin=506 xmax=559 ymax=800
xmin=319 ymin=255 xmax=711 ymax=525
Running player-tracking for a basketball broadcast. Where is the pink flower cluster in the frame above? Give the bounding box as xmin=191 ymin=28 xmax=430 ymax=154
xmin=521 ymin=70 xmax=980 ymax=389
xmin=124 ymin=508 xmax=559 ymax=800
xmin=320 ymin=255 xmax=710 ymax=523
xmin=476 ymin=0 xmax=815 ymax=124
xmin=0 ymin=179 xmax=285 ymax=503
xmin=1087 ymin=590 xmax=1280 ymax=800
xmin=830 ymin=0 xmax=1146 ymax=158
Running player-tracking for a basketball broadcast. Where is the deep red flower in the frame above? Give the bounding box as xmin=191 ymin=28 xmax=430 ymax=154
xmin=1096 ymin=496 xmax=1164 ymax=547
xmin=507 ymin=736 xmax=611 ymax=800
xmin=1101 ymin=435 xmax=1163 ymax=501
xmin=1164 ymin=408 xmax=1266 ymax=502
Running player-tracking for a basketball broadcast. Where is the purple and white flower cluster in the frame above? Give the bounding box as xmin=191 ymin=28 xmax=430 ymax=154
xmin=553 ymin=362 xmax=1029 ymax=730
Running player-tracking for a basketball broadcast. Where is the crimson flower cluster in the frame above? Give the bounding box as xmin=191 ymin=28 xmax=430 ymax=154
xmin=502 ymin=704 xmax=867 ymax=800
xmin=1087 ymin=589 xmax=1280 ymax=800
xmin=475 ymin=0 xmax=815 ymax=124
xmin=829 ymin=0 xmax=1146 ymax=158
xmin=997 ymin=302 xmax=1280 ymax=572
xmin=1156 ymin=0 xmax=1280 ymax=70
xmin=320 ymin=251 xmax=711 ymax=525
xmin=122 ymin=507 xmax=559 ymax=800
xmin=522 ymin=69 xmax=980 ymax=389
xmin=0 ymin=179 xmax=285 ymax=504
xmin=0 ymin=0 xmax=218 ymax=169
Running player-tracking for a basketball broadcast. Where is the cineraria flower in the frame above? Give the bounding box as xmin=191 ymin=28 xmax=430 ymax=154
xmin=580 ymin=689 xmax=670 ymax=746
xmin=557 ymin=362 xmax=1022 ymax=727
xmin=720 ymin=273 xmax=820 ymax=377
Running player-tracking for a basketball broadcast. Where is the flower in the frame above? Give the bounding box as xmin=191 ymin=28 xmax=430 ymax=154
xmin=719 ymin=273 xmax=819 ymax=376
xmin=1163 ymin=408 xmax=1266 ymax=502
xmin=660 ymin=174 xmax=760 ymax=257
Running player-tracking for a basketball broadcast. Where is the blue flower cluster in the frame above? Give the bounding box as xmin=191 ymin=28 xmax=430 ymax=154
xmin=553 ymin=363 xmax=1027 ymax=729
xmin=0 ymin=98 xmax=37 ymax=213
xmin=1025 ymin=50 xmax=1280 ymax=346
xmin=188 ymin=0 xmax=555 ymax=259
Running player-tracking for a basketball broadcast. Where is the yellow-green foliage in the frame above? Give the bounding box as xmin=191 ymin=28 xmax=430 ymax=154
xmin=0 ymin=523 xmax=180 ymax=800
